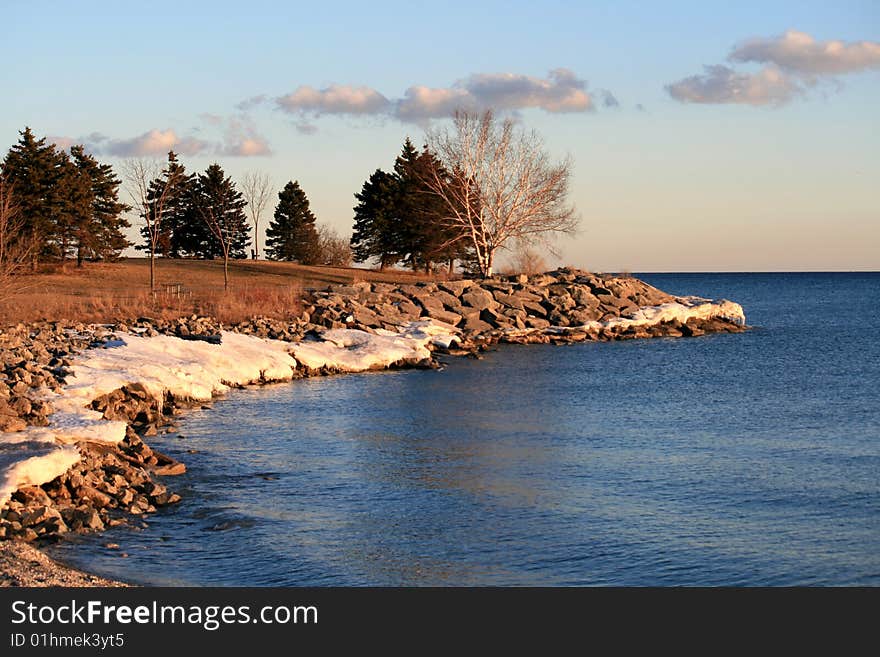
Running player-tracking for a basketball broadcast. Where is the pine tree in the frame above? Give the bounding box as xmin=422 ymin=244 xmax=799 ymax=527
xmin=265 ymin=181 xmax=319 ymax=263
xmin=137 ymin=151 xmax=197 ymax=257
xmin=350 ymin=169 xmax=403 ymax=268
xmin=69 ymin=146 xmax=131 ymax=264
xmin=0 ymin=127 xmax=69 ymax=264
xmin=395 ymin=142 xmax=468 ymax=272
xmin=350 ymin=138 xmax=467 ymax=272
xmin=190 ymin=163 xmax=249 ymax=289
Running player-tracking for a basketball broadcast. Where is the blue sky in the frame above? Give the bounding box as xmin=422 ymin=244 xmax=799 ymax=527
xmin=2 ymin=0 xmax=878 ymax=270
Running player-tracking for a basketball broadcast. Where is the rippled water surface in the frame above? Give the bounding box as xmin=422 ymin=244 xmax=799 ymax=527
xmin=51 ymin=273 xmax=880 ymax=585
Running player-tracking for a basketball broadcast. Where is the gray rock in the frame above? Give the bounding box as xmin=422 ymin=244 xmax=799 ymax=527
xmin=438 ymin=280 xmax=474 ymax=296
xmin=525 ymin=317 xmax=551 ymax=329
xmin=424 ymin=307 xmax=463 ymax=326
xmin=460 ymin=287 xmax=497 ymax=311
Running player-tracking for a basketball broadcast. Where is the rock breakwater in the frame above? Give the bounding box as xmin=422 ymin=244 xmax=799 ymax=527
xmin=0 ymin=268 xmax=745 ymax=551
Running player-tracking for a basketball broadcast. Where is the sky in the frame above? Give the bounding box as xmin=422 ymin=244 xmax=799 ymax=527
xmin=1 ymin=0 xmax=878 ymax=271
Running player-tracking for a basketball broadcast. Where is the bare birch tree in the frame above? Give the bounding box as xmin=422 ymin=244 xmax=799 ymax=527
xmin=241 ymin=170 xmax=272 ymax=259
xmin=0 ymin=177 xmax=34 ymax=303
xmin=121 ymin=159 xmax=180 ymax=291
xmin=424 ymin=110 xmax=579 ymax=277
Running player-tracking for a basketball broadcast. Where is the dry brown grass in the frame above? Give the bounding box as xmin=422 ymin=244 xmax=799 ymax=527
xmin=0 ymin=258 xmax=443 ymax=325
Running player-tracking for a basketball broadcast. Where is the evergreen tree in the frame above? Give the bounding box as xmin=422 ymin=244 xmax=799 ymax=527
xmin=350 ymin=169 xmax=403 ymax=268
xmin=137 ymin=151 xmax=197 ymax=257
xmin=265 ymin=181 xmax=319 ymax=263
xmin=193 ymin=163 xmax=250 ymax=260
xmin=395 ymin=142 xmax=468 ymax=272
xmin=0 ymin=127 xmax=69 ymax=264
xmin=350 ymin=138 xmax=468 ymax=271
xmin=69 ymin=146 xmax=131 ymax=263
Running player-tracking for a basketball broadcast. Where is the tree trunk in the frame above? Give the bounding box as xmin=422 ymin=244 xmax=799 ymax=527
xmin=223 ymin=255 xmax=229 ymax=291
xmin=447 ymin=259 xmax=454 ymax=275
xmin=76 ymin=244 xmax=84 ymax=268
xmin=149 ymin=251 xmax=155 ymax=291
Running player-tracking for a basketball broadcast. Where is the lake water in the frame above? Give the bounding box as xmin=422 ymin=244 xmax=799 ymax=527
xmin=50 ymin=273 xmax=880 ymax=586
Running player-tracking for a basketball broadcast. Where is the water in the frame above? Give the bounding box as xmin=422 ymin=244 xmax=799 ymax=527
xmin=50 ymin=273 xmax=880 ymax=586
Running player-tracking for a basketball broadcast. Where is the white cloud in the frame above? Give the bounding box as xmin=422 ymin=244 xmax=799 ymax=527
xmin=217 ymin=115 xmax=272 ymax=156
xmin=395 ymin=85 xmax=473 ymax=122
xmin=396 ymin=69 xmax=593 ymax=122
xmin=268 ymin=69 xmax=600 ymax=126
xmin=730 ymin=30 xmax=880 ymax=75
xmin=53 ymin=119 xmax=271 ymax=159
xmin=666 ymin=64 xmax=801 ymax=106
xmin=222 ymin=137 xmax=271 ymax=156
xmin=667 ymin=30 xmax=879 ymax=106
xmin=277 ymin=84 xmax=390 ymax=116
xmin=100 ymin=129 xmax=211 ymax=157
xmin=236 ymin=94 xmax=268 ymax=111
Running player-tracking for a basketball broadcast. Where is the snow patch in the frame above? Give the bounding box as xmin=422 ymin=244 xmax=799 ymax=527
xmin=517 ymin=298 xmax=745 ymax=336
xmin=605 ymin=298 xmax=746 ymax=330
xmin=0 ymin=331 xmax=298 ymax=506
xmin=291 ymin=320 xmax=458 ymax=372
xmin=0 ymin=444 xmax=80 ymax=508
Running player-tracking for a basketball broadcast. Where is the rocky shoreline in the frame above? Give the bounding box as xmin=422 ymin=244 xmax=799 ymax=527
xmin=0 ymin=268 xmax=746 ymax=585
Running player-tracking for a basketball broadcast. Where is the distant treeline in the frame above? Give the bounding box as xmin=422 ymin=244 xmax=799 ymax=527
xmin=0 ymin=128 xmax=350 ymax=272
xmin=3 ymin=111 xmax=577 ymax=282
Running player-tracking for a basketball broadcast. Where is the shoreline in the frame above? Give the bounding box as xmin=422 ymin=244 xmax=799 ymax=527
xmin=0 ymin=268 xmax=746 ymax=586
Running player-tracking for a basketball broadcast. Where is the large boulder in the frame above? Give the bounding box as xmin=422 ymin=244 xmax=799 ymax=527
xmin=424 ymin=307 xmax=463 ymax=326
xmin=460 ymin=287 xmax=497 ymax=311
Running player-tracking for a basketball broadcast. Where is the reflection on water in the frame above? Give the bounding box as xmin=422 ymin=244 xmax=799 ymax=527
xmin=50 ymin=273 xmax=880 ymax=586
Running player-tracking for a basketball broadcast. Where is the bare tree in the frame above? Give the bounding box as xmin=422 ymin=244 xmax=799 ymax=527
xmin=507 ymin=239 xmax=548 ymax=276
xmin=240 ymin=171 xmax=272 ymax=259
xmin=197 ymin=206 xmax=246 ymax=291
xmin=424 ymin=110 xmax=579 ymax=277
xmin=0 ymin=177 xmax=34 ymax=303
xmin=121 ymin=159 xmax=180 ymax=291
xmin=315 ymin=224 xmax=353 ymax=266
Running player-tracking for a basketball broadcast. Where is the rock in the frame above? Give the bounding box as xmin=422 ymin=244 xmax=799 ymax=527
xmin=23 ymin=505 xmax=61 ymax=527
xmin=0 ymin=413 xmax=26 ymax=431
xmin=77 ymin=486 xmax=113 ymax=509
xmin=8 ymin=395 xmax=32 ymax=416
xmin=571 ymin=286 xmax=599 ymax=308
xmin=521 ymin=300 xmax=548 ymax=317
xmin=525 ymin=317 xmax=551 ymax=329
xmin=460 ymin=288 xmax=497 ymax=311
xmin=348 ymin=302 xmax=381 ymax=327
xmin=456 ymin=307 xmax=494 ymax=332
xmin=424 ymin=307 xmax=463 ymax=326
xmin=12 ymin=486 xmax=52 ymax=507
xmin=152 ymin=462 xmax=186 ymax=476
xmin=568 ymin=308 xmax=601 ymax=325
xmin=439 ymin=280 xmax=474 ymax=296
xmin=479 ymin=307 xmax=508 ymax=328
xmin=20 ymin=527 xmax=39 ymax=542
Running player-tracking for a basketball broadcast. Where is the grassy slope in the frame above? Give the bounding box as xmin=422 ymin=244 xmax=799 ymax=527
xmin=2 ymin=258 xmax=440 ymax=325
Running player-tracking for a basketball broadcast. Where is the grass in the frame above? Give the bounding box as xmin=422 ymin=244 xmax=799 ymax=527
xmin=0 ymin=258 xmax=443 ymax=325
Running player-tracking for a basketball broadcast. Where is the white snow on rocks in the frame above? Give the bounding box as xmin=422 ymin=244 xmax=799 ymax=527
xmin=600 ymin=298 xmax=746 ymax=330
xmin=292 ymin=320 xmax=459 ymax=372
xmin=0 ymin=322 xmax=460 ymax=505
xmin=0 ymin=445 xmax=80 ymax=508
xmin=0 ymin=331 xmax=299 ymax=506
